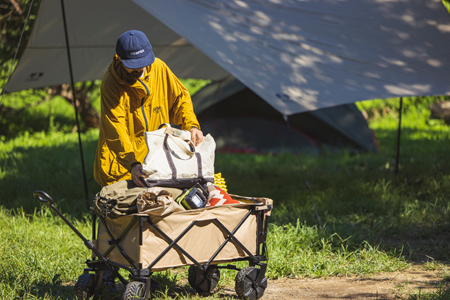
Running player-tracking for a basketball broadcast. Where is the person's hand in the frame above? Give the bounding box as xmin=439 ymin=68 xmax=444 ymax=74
xmin=131 ymin=163 xmax=147 ymax=187
xmin=190 ymin=128 xmax=204 ymax=146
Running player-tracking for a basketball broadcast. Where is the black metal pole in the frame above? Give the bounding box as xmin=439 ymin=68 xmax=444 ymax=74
xmin=395 ymin=97 xmax=403 ymax=175
xmin=60 ymin=0 xmax=89 ymax=205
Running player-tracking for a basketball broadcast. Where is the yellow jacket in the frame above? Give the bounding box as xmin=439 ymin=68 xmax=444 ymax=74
xmin=94 ymin=55 xmax=200 ymax=187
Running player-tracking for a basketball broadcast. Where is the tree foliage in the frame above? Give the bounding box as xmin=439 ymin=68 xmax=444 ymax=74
xmin=1 ymin=0 xmax=100 ymax=135
xmin=0 ymin=0 xmax=39 ymax=70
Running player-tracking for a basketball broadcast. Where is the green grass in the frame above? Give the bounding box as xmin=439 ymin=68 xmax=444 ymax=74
xmin=407 ymin=286 xmax=450 ymax=300
xmin=0 ymin=206 xmax=90 ymax=299
xmin=1 ymin=91 xmax=450 ymax=298
xmin=0 ymin=208 xmax=409 ymax=299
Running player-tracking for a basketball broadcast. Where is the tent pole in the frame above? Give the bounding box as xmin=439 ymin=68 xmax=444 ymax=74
xmin=395 ymin=97 xmax=403 ymax=175
xmin=60 ymin=0 xmax=89 ymax=205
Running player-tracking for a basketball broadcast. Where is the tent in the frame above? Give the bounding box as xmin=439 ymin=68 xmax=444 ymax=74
xmin=6 ymin=0 xmax=450 ymax=115
xmin=192 ymin=76 xmax=378 ymax=154
xmin=135 ymin=0 xmax=450 ymax=115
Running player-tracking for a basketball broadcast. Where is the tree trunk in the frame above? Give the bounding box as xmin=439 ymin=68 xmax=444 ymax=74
xmin=48 ymin=82 xmax=100 ymax=129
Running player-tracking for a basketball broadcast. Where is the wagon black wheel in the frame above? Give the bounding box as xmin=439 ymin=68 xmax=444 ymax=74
xmin=235 ymin=266 xmax=267 ymax=300
xmin=123 ymin=281 xmax=145 ymax=300
xmin=74 ymin=273 xmax=95 ymax=300
xmin=188 ymin=265 xmax=220 ymax=294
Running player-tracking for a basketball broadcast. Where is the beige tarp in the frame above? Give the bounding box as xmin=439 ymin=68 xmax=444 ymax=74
xmin=95 ymin=198 xmax=272 ymax=271
xmin=6 ymin=0 xmax=450 ymax=115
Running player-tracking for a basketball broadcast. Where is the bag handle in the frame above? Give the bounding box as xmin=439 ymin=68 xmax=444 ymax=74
xmin=159 ymin=123 xmax=190 ymax=139
xmin=163 ymin=134 xmax=195 ymax=161
xmin=166 ymin=134 xmax=195 ymax=157
xmin=157 ymin=123 xmax=194 ymax=157
xmin=157 ymin=123 xmax=171 ymax=130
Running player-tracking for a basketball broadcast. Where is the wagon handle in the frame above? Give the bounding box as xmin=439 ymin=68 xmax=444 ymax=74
xmin=32 ymin=190 xmax=128 ymax=285
xmin=33 ymin=190 xmax=54 ymax=205
xmin=33 ymin=190 xmax=101 ymax=253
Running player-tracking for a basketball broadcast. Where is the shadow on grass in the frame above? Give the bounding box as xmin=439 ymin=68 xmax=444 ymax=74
xmin=0 ymin=108 xmax=76 ymax=140
xmin=0 ymin=134 xmax=100 ymax=219
xmin=27 ymin=275 xmax=77 ymax=300
xmin=1 ymin=127 xmax=450 ymax=264
xmin=215 ymin=127 xmax=450 ymax=263
xmin=407 ymin=284 xmax=450 ymax=300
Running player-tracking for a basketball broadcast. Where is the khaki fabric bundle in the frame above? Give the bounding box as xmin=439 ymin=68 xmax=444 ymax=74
xmin=93 ymin=180 xmax=182 ymax=219
xmin=136 ymin=187 xmax=185 ymax=216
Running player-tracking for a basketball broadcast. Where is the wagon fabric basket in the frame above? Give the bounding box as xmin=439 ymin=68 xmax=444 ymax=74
xmin=94 ymin=196 xmax=272 ymax=272
xmin=33 ymin=187 xmax=272 ymax=299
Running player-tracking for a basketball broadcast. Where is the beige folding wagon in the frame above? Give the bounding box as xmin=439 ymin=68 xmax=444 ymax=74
xmin=33 ymin=190 xmax=272 ymax=300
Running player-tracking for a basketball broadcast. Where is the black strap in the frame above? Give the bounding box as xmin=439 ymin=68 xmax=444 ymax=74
xmin=164 ymin=135 xmax=195 ymax=160
xmin=162 ymin=135 xmax=177 ymax=180
xmin=195 ymin=152 xmax=203 ymax=178
xmin=162 ymin=134 xmax=203 ymax=181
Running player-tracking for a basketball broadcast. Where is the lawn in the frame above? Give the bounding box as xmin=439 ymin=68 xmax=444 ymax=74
xmin=1 ymin=88 xmax=450 ymax=299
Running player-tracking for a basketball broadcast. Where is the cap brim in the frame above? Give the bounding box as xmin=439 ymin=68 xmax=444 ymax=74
xmin=121 ymin=50 xmax=155 ymax=69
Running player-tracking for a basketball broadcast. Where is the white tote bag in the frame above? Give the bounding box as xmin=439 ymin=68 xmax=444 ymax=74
xmin=142 ymin=124 xmax=216 ymax=188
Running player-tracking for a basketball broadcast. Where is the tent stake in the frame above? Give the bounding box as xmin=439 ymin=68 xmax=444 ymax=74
xmin=395 ymin=97 xmax=403 ymax=176
xmin=60 ymin=0 xmax=89 ymax=206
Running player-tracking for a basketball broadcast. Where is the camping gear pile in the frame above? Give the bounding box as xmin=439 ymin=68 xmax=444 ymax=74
xmin=33 ymin=126 xmax=273 ymax=300
xmin=33 ymin=184 xmax=272 ymax=299
xmin=92 ymin=175 xmax=253 ymax=220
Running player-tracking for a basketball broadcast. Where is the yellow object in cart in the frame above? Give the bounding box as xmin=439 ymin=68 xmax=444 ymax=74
xmin=214 ymin=173 xmax=227 ymax=192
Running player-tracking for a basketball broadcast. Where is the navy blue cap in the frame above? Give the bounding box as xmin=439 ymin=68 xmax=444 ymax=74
xmin=116 ymin=30 xmax=155 ymax=69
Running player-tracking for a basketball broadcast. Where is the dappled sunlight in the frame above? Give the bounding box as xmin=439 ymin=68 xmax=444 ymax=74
xmin=195 ymin=1 xmax=447 ymax=111
xmin=426 ymin=58 xmax=443 ymax=67
xmin=9 ymin=0 xmax=450 ymax=116
xmin=384 ymin=84 xmax=431 ymax=95
xmin=381 ymin=57 xmax=408 ymax=67
xmin=292 ymin=54 xmax=323 ymax=68
xmin=158 ymin=0 xmax=450 ymax=116
xmin=234 ymin=0 xmax=248 ymax=8
xmin=168 ymin=37 xmax=188 ymax=46
xmin=280 ymin=86 xmax=319 ymax=110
